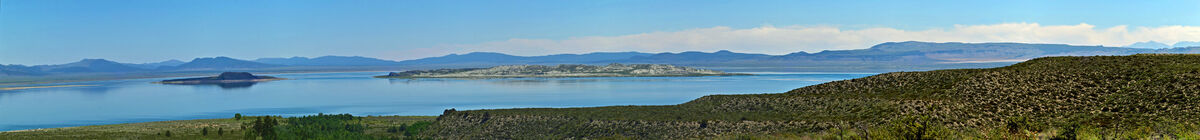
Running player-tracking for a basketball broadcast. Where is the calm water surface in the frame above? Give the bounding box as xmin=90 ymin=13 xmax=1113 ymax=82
xmin=0 ymin=72 xmax=872 ymax=131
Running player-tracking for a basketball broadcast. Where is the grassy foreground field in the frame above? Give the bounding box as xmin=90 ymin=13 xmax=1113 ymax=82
xmin=0 ymin=115 xmax=435 ymax=140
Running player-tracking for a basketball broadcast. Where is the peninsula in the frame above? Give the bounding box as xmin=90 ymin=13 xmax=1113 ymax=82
xmin=374 ymin=64 xmax=748 ymax=78
xmin=156 ymin=72 xmax=285 ymax=84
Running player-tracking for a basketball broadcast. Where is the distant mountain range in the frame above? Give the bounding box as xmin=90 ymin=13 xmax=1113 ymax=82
xmin=5 ymin=41 xmax=1200 ymax=79
xmin=394 ymin=52 xmax=652 ymax=67
xmin=0 ymin=65 xmax=43 ymax=76
xmin=1175 ymin=41 xmax=1200 ymax=48
xmin=166 ymin=57 xmax=280 ymax=70
xmin=128 ymin=60 xmax=186 ymax=69
xmin=254 ymin=56 xmax=401 ymax=66
xmin=1123 ymin=41 xmax=1200 ymax=49
xmin=390 ymin=41 xmax=1200 ymax=68
xmin=35 ymin=59 xmax=146 ymax=73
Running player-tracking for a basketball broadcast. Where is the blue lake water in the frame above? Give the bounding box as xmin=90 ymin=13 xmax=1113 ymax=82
xmin=0 ymin=72 xmax=872 ymax=131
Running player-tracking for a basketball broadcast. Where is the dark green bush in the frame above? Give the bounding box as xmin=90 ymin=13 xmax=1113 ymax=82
xmin=891 ymin=116 xmax=941 ymax=140
xmin=404 ymin=121 xmax=432 ymax=137
xmin=245 ymin=116 xmax=278 ymax=140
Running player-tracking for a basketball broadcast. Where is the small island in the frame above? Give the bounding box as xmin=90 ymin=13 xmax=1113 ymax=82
xmin=155 ymin=72 xmax=285 ymax=84
xmin=375 ymin=64 xmax=749 ymax=78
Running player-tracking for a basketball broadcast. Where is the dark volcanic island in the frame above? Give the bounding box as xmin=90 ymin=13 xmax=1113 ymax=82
xmin=375 ymin=63 xmax=749 ymax=78
xmin=156 ymin=72 xmax=285 ymax=84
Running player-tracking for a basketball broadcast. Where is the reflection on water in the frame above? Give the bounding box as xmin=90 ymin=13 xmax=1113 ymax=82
xmin=75 ymin=86 xmax=118 ymax=94
xmin=496 ymin=78 xmax=678 ymax=83
xmin=387 ymin=78 xmax=424 ymax=85
xmin=162 ymin=82 xmax=262 ymax=90
xmin=0 ymin=72 xmax=874 ymax=131
xmin=388 ymin=77 xmax=687 ymax=86
xmin=215 ymin=82 xmax=257 ymax=89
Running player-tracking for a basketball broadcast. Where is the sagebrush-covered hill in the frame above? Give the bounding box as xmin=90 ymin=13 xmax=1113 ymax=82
xmin=423 ymin=54 xmax=1200 ymax=139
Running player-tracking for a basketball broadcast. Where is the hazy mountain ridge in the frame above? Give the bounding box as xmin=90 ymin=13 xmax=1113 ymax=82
xmin=254 ymin=56 xmax=402 ymax=66
xmin=1174 ymin=41 xmax=1200 ymax=48
xmin=621 ymin=50 xmax=772 ymax=63
xmin=34 ymin=59 xmax=147 ymax=73
xmin=0 ymin=65 xmax=44 ymax=76
xmin=127 ymin=60 xmax=186 ymax=69
xmin=606 ymin=41 xmax=1181 ymax=67
xmin=1124 ymin=41 xmax=1173 ymax=49
xmin=5 ymin=41 xmax=1200 ymax=82
xmin=387 ymin=42 xmax=1165 ymax=68
xmin=1120 ymin=41 xmax=1200 ymax=49
xmin=396 ymin=52 xmax=653 ymax=66
xmin=164 ymin=57 xmax=280 ymax=70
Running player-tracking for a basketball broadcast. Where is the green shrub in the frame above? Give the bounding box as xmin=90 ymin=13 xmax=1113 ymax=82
xmin=405 ymin=121 xmax=433 ymax=137
xmin=1005 ymin=117 xmax=1041 ymax=134
xmin=245 ymin=116 xmax=279 ymax=140
xmin=1051 ymin=123 xmax=1078 ymax=140
xmin=275 ymin=113 xmax=373 ymax=140
xmin=889 ymin=116 xmax=943 ymax=140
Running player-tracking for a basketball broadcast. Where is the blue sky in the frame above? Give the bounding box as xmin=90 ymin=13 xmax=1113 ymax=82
xmin=2 ymin=0 xmax=1199 ymax=65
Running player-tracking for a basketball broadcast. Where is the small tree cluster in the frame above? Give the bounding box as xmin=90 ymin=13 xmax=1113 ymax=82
xmin=244 ymin=116 xmax=279 ymax=140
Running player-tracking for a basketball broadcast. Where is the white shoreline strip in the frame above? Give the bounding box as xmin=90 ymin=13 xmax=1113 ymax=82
xmin=0 ymin=85 xmax=96 ymax=90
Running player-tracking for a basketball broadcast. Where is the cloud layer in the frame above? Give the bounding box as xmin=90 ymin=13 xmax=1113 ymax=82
xmin=398 ymin=23 xmax=1200 ymax=59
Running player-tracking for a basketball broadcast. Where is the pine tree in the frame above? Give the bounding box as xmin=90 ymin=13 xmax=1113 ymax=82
xmin=250 ymin=116 xmax=278 ymax=139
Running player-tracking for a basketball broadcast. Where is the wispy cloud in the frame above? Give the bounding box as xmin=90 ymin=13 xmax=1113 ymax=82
xmin=392 ymin=23 xmax=1200 ymax=60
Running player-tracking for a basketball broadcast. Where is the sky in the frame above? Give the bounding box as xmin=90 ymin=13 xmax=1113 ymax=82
xmin=2 ymin=0 xmax=1199 ymax=65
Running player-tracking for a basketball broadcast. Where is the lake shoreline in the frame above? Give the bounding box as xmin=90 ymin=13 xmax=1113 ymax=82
xmin=0 ymin=115 xmax=437 ymax=139
xmin=0 ymin=65 xmax=900 ymax=87
xmin=0 ymin=70 xmax=395 ymax=87
xmin=0 ymin=85 xmax=96 ymax=90
xmin=0 ymin=71 xmax=873 ymax=132
xmin=375 ymin=73 xmax=752 ymax=79
xmin=375 ymin=64 xmax=753 ymax=79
